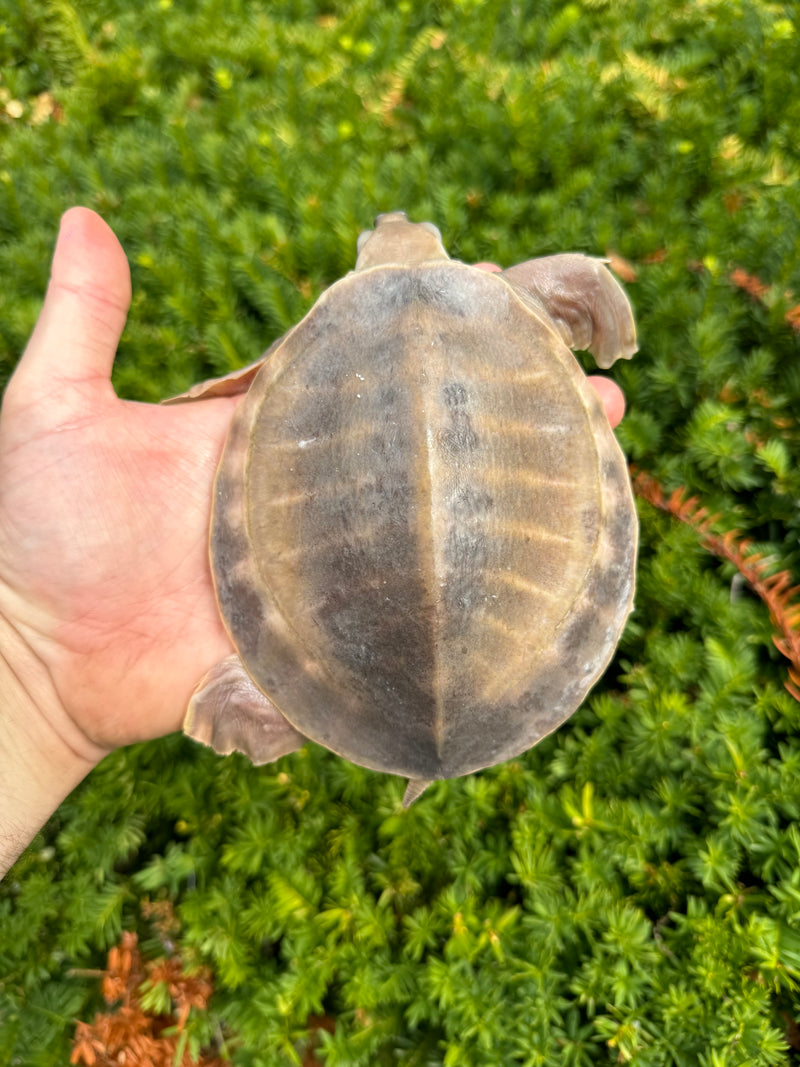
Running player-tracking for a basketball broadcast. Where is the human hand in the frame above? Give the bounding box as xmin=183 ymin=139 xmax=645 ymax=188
xmin=0 ymin=208 xmax=239 ymax=760
xmin=0 ymin=208 xmax=243 ymax=875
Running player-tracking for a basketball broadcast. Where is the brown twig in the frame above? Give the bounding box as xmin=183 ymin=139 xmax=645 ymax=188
xmin=729 ymin=267 xmax=800 ymax=335
xmin=71 ymin=931 xmax=223 ymax=1067
xmin=632 ymin=469 xmax=800 ymax=701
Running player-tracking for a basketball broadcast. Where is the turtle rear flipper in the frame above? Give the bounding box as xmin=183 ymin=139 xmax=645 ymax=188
xmin=184 ymin=654 xmax=305 ymax=764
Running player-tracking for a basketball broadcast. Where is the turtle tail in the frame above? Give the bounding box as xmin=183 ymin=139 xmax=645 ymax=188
xmin=402 ymin=779 xmax=433 ymax=807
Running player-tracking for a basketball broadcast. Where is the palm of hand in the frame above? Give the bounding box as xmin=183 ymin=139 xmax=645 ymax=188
xmin=0 ymin=210 xmax=235 ymax=755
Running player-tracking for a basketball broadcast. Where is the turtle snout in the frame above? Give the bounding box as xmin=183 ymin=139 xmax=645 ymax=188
xmin=357 ymin=211 xmax=409 ymax=252
xmin=355 ymin=212 xmax=450 ymax=270
xmin=374 ymin=210 xmax=409 ymax=226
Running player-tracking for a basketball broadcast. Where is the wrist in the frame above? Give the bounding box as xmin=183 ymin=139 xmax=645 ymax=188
xmin=0 ymin=613 xmax=101 ymax=879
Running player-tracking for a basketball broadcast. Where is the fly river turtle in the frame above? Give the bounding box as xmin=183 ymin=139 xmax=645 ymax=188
xmin=169 ymin=212 xmax=638 ymax=805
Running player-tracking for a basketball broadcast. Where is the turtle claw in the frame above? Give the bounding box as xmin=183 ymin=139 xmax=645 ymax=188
xmin=402 ymin=778 xmax=433 ymax=807
xmin=184 ymin=654 xmax=305 ymax=765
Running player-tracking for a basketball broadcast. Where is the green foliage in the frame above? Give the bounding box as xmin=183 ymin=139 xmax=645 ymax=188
xmin=3 ymin=0 xmax=800 ymax=1063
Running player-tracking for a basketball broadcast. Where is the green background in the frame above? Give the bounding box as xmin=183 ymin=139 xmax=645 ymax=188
xmin=2 ymin=1 xmax=800 ymax=1063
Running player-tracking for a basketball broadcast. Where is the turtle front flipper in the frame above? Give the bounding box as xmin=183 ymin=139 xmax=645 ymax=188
xmin=501 ymin=253 xmax=637 ymax=369
xmin=162 ymin=331 xmax=291 ymax=404
xmin=184 ymin=654 xmax=305 ymax=765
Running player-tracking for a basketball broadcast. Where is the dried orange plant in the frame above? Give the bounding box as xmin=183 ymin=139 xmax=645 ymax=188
xmin=729 ymin=266 xmax=800 ymax=334
xmin=71 ymin=930 xmax=223 ymax=1067
xmin=633 ymin=469 xmax=800 ymax=701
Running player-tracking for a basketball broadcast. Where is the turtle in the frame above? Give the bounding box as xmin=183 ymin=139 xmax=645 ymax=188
xmin=168 ymin=211 xmax=638 ymax=806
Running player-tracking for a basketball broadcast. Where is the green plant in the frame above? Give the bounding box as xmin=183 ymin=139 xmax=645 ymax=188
xmin=3 ymin=0 xmax=800 ymax=1063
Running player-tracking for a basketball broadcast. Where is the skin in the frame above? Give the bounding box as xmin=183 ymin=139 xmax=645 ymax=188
xmin=0 ymin=208 xmax=625 ymax=879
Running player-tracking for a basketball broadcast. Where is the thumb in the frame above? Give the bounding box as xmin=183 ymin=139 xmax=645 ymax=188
xmin=6 ymin=207 xmax=131 ymax=407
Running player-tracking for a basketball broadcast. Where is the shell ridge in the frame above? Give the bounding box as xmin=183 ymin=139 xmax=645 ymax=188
xmin=413 ymin=270 xmax=447 ymax=761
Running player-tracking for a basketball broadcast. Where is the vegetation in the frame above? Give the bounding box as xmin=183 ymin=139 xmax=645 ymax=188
xmin=2 ymin=0 xmax=800 ymax=1063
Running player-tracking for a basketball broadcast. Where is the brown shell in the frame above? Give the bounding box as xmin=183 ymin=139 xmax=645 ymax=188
xmin=210 ymin=260 xmax=637 ymax=780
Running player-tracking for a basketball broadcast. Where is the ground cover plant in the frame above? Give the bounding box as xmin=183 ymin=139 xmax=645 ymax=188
xmin=2 ymin=0 xmax=800 ymax=1063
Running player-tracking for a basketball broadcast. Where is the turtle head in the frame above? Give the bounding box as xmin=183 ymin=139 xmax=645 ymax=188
xmin=355 ymin=211 xmax=449 ymax=270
